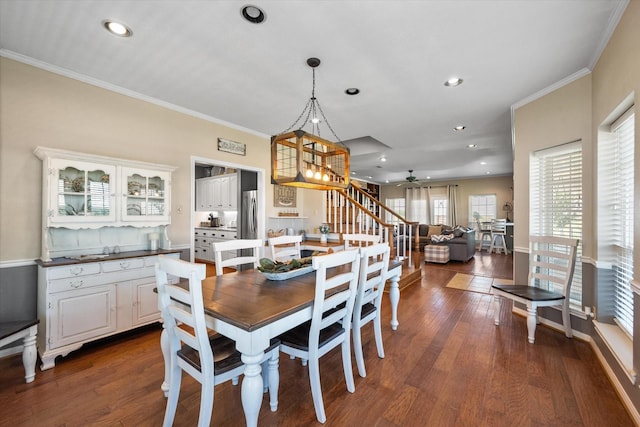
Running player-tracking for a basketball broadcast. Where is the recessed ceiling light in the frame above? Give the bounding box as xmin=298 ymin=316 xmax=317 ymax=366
xmin=454 ymin=125 xmax=466 ymax=131
xmin=480 ymin=161 xmax=487 ymax=165
xmin=444 ymin=77 xmax=463 ymax=87
xmin=241 ymin=5 xmax=266 ymax=24
xmin=380 ymin=156 xmax=387 ymax=162
xmin=486 ymin=171 xmax=491 ymax=175
xmin=103 ymin=20 xmax=132 ymax=37
xmin=385 ymin=180 xmax=389 ymax=183
xmin=367 ymin=176 xmax=372 ymax=179
xmin=426 ymin=176 xmax=431 ymax=180
xmin=351 ymin=171 xmax=356 ymax=175
xmin=467 ymin=144 xmax=477 ymax=148
xmin=345 ymin=88 xmax=360 ymax=95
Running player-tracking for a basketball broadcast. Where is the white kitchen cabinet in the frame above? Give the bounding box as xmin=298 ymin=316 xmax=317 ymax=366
xmin=194 ymin=228 xmax=237 ymax=263
xmin=196 ymin=174 xmax=238 ymax=211
xmin=195 ymin=178 xmax=215 ymax=211
xmin=37 ymin=251 xmax=180 ymax=370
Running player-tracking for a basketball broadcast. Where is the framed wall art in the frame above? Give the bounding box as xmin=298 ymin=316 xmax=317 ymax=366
xmin=274 ymin=185 xmax=296 ymax=207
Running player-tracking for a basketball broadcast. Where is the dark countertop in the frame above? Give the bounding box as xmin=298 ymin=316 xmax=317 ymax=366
xmin=194 ymin=226 xmax=238 ymax=232
xmin=36 ymin=249 xmax=182 ymax=268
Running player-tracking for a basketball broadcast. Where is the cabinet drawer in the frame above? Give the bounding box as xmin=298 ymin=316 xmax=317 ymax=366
xmin=144 ymin=253 xmax=179 ymax=267
xmin=47 ymin=263 xmax=101 ymax=280
xmin=48 ymin=274 xmax=110 ymax=293
xmin=102 ymin=258 xmax=145 ymax=273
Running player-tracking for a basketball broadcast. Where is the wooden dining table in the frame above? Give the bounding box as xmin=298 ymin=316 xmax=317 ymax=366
xmin=159 ymin=258 xmax=403 ymax=427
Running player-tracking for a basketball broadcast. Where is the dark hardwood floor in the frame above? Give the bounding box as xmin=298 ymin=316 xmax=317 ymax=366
xmin=0 ymin=251 xmax=633 ymax=426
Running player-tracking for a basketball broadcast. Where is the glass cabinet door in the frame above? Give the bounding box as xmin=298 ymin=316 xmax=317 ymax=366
xmin=122 ymin=168 xmax=169 ymax=221
xmin=51 ymin=160 xmax=116 ymax=223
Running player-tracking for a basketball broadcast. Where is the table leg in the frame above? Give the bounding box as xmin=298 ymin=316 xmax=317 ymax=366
xmin=22 ymin=326 xmax=38 ymax=383
xmin=241 ymin=352 xmax=265 ymax=427
xmin=389 ymin=274 xmax=400 ymax=331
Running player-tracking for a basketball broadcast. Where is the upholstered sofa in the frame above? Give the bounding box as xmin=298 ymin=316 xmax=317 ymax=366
xmin=399 ymin=224 xmax=475 ymax=262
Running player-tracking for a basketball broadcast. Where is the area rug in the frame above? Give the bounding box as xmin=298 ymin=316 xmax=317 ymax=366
xmin=445 ymin=273 xmax=513 ymax=294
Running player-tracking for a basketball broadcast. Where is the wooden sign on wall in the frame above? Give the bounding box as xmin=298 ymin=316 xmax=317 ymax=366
xmin=217 ymin=138 xmax=246 ymax=156
xmin=274 ymin=185 xmax=296 ymax=207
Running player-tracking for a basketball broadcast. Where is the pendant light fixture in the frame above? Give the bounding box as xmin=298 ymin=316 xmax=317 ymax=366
xmin=271 ymin=58 xmax=350 ymax=191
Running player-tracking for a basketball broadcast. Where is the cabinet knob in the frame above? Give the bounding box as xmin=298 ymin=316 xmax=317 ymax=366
xmin=70 ymin=267 xmax=84 ymax=276
xmin=70 ymin=280 xmax=84 ymax=288
xmin=120 ymin=261 xmax=130 ymax=269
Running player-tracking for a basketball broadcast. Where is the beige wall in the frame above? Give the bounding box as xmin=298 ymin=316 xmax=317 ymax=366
xmin=380 ymin=176 xmax=514 ymax=226
xmin=513 ymin=74 xmax=593 ymax=255
xmin=0 ymin=57 xmax=324 ymax=262
xmin=512 ymin=0 xmax=640 ymax=413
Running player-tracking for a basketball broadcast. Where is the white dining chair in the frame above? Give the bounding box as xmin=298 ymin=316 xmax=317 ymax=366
xmin=267 ymin=235 xmax=302 ymax=262
xmin=278 ymin=249 xmax=361 ymax=424
xmin=212 ymin=239 xmax=263 ymax=276
xmin=489 ymin=218 xmax=509 ymax=254
xmin=155 ymin=256 xmax=280 ymax=427
xmin=352 ymin=242 xmax=390 ymax=378
xmin=491 ymin=236 xmax=578 ymax=344
xmin=342 ymin=233 xmax=381 ymax=249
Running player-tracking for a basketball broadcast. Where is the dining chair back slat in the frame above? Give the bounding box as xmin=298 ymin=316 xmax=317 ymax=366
xmin=342 ymin=233 xmax=381 ymax=249
xmin=268 ymin=235 xmax=302 ymax=262
xmin=212 ymin=239 xmax=263 ymax=276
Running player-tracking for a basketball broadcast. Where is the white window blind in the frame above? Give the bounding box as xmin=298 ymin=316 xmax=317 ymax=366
xmin=530 ymin=141 xmax=583 ymax=306
xmin=599 ymin=107 xmax=634 ymax=336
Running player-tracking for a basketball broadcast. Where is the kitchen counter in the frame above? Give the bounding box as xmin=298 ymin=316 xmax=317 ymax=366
xmin=36 ymin=249 xmax=182 ymax=268
xmin=195 ymin=226 xmax=238 ymax=232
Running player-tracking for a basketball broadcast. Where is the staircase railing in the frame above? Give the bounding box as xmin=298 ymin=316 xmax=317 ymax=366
xmin=324 ymin=186 xmax=418 ymax=265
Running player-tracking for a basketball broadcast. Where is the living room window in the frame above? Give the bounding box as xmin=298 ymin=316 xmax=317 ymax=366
xmin=431 ymin=197 xmax=448 ymax=225
xmin=598 ymin=106 xmax=634 ymax=336
xmin=469 ymin=194 xmax=496 ymax=225
xmin=530 ymin=141 xmax=583 ymax=307
xmin=385 ymin=198 xmax=405 ymax=224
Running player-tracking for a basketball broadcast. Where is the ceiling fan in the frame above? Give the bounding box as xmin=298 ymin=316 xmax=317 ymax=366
xmin=396 ymin=170 xmax=421 ymax=186
xmin=406 ymin=170 xmax=418 ymax=182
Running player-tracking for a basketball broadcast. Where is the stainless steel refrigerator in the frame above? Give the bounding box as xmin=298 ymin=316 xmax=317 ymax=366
xmin=240 ymin=190 xmax=257 ymax=239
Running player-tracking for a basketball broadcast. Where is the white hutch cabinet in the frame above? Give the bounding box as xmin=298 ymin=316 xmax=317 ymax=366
xmin=34 ymin=147 xmax=179 ymax=369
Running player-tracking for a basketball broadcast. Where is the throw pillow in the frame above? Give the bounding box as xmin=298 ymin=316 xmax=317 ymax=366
xmin=428 ymin=225 xmax=442 ymax=237
xmin=431 ymin=234 xmax=454 ymax=243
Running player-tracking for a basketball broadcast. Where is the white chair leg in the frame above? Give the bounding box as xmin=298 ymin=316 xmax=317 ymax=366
xmin=163 ymin=362 xmax=182 ymax=427
xmin=232 ymin=376 xmax=239 ymax=386
xmin=562 ymin=304 xmax=573 ymax=338
xmin=373 ymin=315 xmax=385 ymax=359
xmin=267 ymin=351 xmax=279 ymax=412
xmin=308 ymin=357 xmax=326 ymax=424
xmin=352 ymin=324 xmax=367 ymax=378
xmin=341 ymin=338 xmax=355 ymax=394
xmin=526 ymin=306 xmax=538 ymax=344
xmin=197 ymin=379 xmax=214 ymax=427
xmin=493 ymin=295 xmax=501 ymax=325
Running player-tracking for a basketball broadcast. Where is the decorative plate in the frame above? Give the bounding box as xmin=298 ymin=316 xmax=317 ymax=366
xmin=260 ymin=265 xmax=314 ymax=281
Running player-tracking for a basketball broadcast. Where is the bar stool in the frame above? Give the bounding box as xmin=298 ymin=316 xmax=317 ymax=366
xmin=477 ymin=221 xmax=492 ymax=252
xmin=489 ymin=219 xmax=509 ymax=254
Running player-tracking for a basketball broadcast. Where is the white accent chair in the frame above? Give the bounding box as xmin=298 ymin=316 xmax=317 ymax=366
xmin=155 ymin=256 xmax=280 ymax=427
xmin=489 ymin=218 xmax=509 ymax=254
xmin=342 ymin=233 xmax=381 ymax=249
xmin=212 ymin=239 xmax=262 ymax=276
xmin=278 ymin=250 xmax=361 ymax=423
xmin=352 ymin=243 xmax=390 ymax=378
xmin=268 ymin=235 xmax=302 ymax=262
xmin=492 ymin=235 xmax=579 ymax=344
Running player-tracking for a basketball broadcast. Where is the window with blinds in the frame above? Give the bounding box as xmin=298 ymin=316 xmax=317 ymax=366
xmin=469 ymin=194 xmax=497 ymax=224
xmin=530 ymin=141 xmax=583 ymax=307
xmin=598 ymin=106 xmax=634 ymax=336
